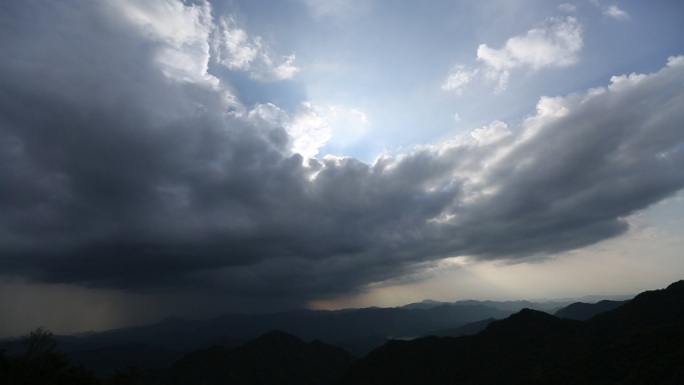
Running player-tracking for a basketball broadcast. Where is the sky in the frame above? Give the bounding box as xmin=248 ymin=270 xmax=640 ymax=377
xmin=0 ymin=0 xmax=683 ymax=338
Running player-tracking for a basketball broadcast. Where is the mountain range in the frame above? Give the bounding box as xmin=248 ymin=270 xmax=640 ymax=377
xmin=149 ymin=330 xmax=354 ymax=385
xmin=65 ymin=302 xmax=512 ymax=361
xmin=553 ymin=299 xmax=628 ymax=320
xmin=4 ymin=282 xmax=682 ymax=384
xmin=337 ymin=280 xmax=684 ymax=385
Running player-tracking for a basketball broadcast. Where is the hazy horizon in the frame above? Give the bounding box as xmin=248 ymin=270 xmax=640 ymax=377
xmin=0 ymin=283 xmax=640 ymax=339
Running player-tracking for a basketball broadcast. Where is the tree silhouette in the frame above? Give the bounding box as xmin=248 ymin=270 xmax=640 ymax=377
xmin=22 ymin=327 xmax=59 ymax=359
xmin=0 ymin=327 xmax=99 ymax=385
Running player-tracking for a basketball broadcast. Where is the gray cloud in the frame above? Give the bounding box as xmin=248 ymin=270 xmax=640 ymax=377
xmin=1 ymin=1 xmax=683 ymax=310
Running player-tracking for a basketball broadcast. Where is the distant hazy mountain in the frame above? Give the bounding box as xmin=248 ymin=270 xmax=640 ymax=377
xmin=403 ymin=296 xmax=634 ymax=313
xmin=56 ymin=303 xmax=511 ymax=358
xmin=554 ymin=299 xmax=629 ymax=320
xmin=0 ymin=302 xmax=515 ymax=375
xmin=402 ymin=299 xmax=576 ymax=313
xmin=400 ymin=299 xmax=447 ymax=309
xmin=336 ymin=280 xmax=684 ymax=385
xmin=150 ymin=330 xmax=354 ymax=385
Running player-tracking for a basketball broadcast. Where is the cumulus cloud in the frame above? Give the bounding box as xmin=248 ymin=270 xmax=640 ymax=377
xmin=470 ymin=121 xmax=511 ymax=145
xmin=477 ymin=17 xmax=582 ymax=90
xmin=1 ymin=1 xmax=683 ymax=312
xmin=443 ymin=17 xmax=582 ymax=93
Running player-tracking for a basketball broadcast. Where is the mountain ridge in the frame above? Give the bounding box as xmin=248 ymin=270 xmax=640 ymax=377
xmin=151 ymin=329 xmax=354 ymax=385
xmin=554 ymin=299 xmax=628 ymax=320
xmin=336 ymin=279 xmax=684 ymax=385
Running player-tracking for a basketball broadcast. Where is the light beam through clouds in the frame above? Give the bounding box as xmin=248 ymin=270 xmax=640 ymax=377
xmin=0 ymin=0 xmax=682 ymax=336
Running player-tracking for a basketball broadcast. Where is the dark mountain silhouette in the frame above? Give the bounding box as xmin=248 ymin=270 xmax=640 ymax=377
xmin=424 ymin=317 xmax=497 ymax=337
xmin=588 ymin=280 xmax=684 ymax=333
xmin=337 ymin=309 xmax=585 ymax=385
xmin=336 ymin=280 xmax=684 ymax=385
xmin=554 ymin=299 xmax=628 ymax=320
xmin=1 ymin=303 xmax=513 ymax=377
xmin=150 ymin=330 xmax=354 ymax=385
xmin=551 ymin=280 xmax=684 ymax=384
xmin=66 ymin=344 xmax=183 ymax=377
xmin=2 ymin=282 xmax=679 ymax=384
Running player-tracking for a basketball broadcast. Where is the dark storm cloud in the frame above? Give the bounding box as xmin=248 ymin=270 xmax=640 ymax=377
xmin=1 ymin=1 xmax=683 ymax=307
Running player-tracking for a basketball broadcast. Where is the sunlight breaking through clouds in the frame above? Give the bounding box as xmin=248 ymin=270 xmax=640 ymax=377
xmin=0 ymin=0 xmax=683 ymax=335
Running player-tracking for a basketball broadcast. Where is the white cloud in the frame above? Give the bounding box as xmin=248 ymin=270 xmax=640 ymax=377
xmin=109 ymin=0 xmax=212 ymax=46
xmin=604 ymin=5 xmax=629 ymax=20
xmin=441 ymin=66 xmax=478 ymax=94
xmin=287 ymin=102 xmax=334 ymax=159
xmin=108 ymin=1 xmax=300 ymax=84
xmin=217 ymin=17 xmax=259 ymax=70
xmin=591 ymin=1 xmax=629 ymax=21
xmin=269 ymin=54 xmax=301 ymax=81
xmin=108 ymin=0 xmax=217 ymax=86
xmin=245 ymin=101 xmax=369 ymax=159
xmin=470 ymin=121 xmax=511 ymax=145
xmin=214 ymin=15 xmax=300 ymax=81
xmin=608 ymin=72 xmax=647 ymax=92
xmin=286 ymin=103 xmax=371 ymax=159
xmin=443 ymin=17 xmax=583 ymax=94
xmin=477 ymin=17 xmax=582 ymax=90
xmin=667 ymin=55 xmax=684 ymax=67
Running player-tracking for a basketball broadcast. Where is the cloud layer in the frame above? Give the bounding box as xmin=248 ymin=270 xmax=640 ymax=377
xmin=1 ymin=1 xmax=683 ymax=308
